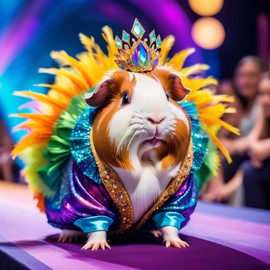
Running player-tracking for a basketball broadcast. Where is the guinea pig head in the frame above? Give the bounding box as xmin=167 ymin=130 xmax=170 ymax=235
xmin=84 ymin=68 xmax=191 ymax=172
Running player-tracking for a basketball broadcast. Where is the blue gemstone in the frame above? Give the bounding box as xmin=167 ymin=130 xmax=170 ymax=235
xmin=132 ymin=19 xmax=145 ymax=38
xmin=134 ymin=23 xmax=142 ymax=36
xmin=149 ymin=30 xmax=156 ymax=44
xmin=122 ymin=30 xmax=130 ymax=43
xmin=156 ymin=35 xmax=162 ymax=47
xmin=115 ymin=36 xmax=122 ymax=48
xmin=132 ymin=43 xmax=148 ymax=69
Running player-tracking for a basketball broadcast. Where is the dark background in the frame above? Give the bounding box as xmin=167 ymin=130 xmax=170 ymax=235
xmin=179 ymin=0 xmax=270 ymax=79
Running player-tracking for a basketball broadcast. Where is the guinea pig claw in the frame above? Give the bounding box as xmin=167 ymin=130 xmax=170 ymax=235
xmin=160 ymin=226 xmax=189 ymax=248
xmin=81 ymin=241 xmax=111 ymax=251
xmin=81 ymin=231 xmax=111 ymax=251
xmin=164 ymin=239 xmax=189 ymax=248
xmin=81 ymin=240 xmax=111 ymax=251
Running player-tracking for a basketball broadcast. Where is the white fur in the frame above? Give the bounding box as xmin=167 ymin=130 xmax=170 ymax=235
xmin=113 ymin=164 xmax=179 ymax=221
xmin=108 ymin=72 xmax=190 ymax=223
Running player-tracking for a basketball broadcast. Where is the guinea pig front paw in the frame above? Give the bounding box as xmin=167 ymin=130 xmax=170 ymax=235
xmin=58 ymin=230 xmax=84 ymax=243
xmin=82 ymin=231 xmax=111 ymax=251
xmin=160 ymin=226 xmax=189 ymax=248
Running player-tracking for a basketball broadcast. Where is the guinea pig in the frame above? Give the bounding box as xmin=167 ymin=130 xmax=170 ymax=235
xmin=45 ymin=67 xmax=196 ymax=250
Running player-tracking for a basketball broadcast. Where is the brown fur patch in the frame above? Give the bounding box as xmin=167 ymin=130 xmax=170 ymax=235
xmin=148 ymin=68 xmax=189 ymax=101
xmin=155 ymin=100 xmax=191 ymax=169
xmin=149 ymin=68 xmax=191 ymax=167
xmin=92 ymin=70 xmax=136 ymax=170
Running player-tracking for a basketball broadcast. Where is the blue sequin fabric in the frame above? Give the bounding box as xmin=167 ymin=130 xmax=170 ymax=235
xmin=180 ymin=100 xmax=209 ymax=172
xmin=70 ymin=107 xmax=101 ymax=183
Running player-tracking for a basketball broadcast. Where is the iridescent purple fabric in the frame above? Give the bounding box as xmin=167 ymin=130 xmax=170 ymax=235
xmin=45 ymin=159 xmax=120 ymax=231
xmin=159 ymin=173 xmax=198 ymax=228
xmin=142 ymin=174 xmax=197 ymax=230
xmin=45 ymin=157 xmax=197 ymax=232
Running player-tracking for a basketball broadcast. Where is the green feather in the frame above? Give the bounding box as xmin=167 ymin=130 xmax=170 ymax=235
xmin=37 ymin=95 xmax=88 ymax=194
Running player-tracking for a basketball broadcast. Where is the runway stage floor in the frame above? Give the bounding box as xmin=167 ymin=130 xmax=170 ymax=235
xmin=0 ymin=181 xmax=270 ymax=270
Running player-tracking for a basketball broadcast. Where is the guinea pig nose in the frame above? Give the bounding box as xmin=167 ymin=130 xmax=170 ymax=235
xmin=147 ymin=117 xmax=165 ymax=125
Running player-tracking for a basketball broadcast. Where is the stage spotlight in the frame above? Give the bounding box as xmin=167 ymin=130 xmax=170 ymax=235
xmin=192 ymin=17 xmax=225 ymax=49
xmin=188 ymin=0 xmax=223 ymax=16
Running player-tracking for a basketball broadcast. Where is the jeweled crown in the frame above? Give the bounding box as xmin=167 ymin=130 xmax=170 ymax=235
xmin=114 ymin=18 xmax=162 ymax=72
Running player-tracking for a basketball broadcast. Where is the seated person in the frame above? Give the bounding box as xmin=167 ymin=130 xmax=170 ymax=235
xmin=215 ymin=71 xmax=270 ymax=209
xmin=201 ymin=56 xmax=268 ymax=204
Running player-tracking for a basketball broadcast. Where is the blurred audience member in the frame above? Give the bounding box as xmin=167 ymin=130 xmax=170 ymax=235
xmin=208 ymin=72 xmax=270 ymax=209
xmin=222 ymin=56 xmax=268 ymax=179
xmin=201 ymin=56 xmax=268 ymax=205
xmin=242 ymin=72 xmax=270 ymax=209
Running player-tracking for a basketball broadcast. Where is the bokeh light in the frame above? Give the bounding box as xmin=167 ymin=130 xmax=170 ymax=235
xmin=192 ymin=17 xmax=225 ymax=49
xmin=188 ymin=0 xmax=224 ymax=16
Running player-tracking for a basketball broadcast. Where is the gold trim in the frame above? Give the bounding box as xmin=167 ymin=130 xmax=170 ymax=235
xmin=90 ymin=129 xmax=134 ymax=233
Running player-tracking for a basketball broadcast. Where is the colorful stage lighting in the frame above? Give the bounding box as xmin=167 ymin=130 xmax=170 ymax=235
xmin=188 ymin=0 xmax=224 ymax=16
xmin=192 ymin=17 xmax=225 ymax=49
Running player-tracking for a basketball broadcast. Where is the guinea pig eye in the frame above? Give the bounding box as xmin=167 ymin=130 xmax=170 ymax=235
xmin=165 ymin=93 xmax=169 ymax=100
xmin=121 ymin=92 xmax=130 ymax=105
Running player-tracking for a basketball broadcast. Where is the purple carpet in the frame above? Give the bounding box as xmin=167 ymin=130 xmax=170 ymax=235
xmin=45 ymin=233 xmax=269 ymax=270
xmin=0 ymin=182 xmax=270 ymax=269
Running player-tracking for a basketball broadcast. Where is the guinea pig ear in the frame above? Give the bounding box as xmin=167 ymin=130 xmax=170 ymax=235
xmin=84 ymin=79 xmax=113 ymax=107
xmin=169 ymin=75 xmax=190 ymax=101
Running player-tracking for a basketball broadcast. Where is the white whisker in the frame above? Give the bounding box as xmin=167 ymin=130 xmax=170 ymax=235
xmin=116 ymin=127 xmax=133 ymax=154
xmin=127 ymin=129 xmax=141 ymax=149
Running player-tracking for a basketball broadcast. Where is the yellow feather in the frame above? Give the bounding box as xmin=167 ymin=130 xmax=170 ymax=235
xmin=12 ymin=120 xmax=53 ymax=133
xmin=167 ymin=48 xmax=195 ymax=71
xmin=39 ymin=68 xmax=88 ymax=90
xmin=14 ymin=91 xmax=65 ymax=111
xmin=159 ymin=35 xmax=175 ymax=65
xmin=206 ymin=128 xmax=232 ymax=163
xmin=50 ymin=50 xmax=93 ymax=86
xmin=182 ymin=77 xmax=218 ymax=97
xmin=101 ymin=26 xmax=118 ymax=58
xmin=181 ymin=64 xmax=209 ymax=76
xmin=79 ymin=33 xmax=95 ymax=53
xmin=213 ymin=94 xmax=235 ymax=103
xmin=188 ymin=90 xmax=215 ymax=107
xmin=218 ymin=119 xmax=240 ymax=135
xmin=200 ymin=103 xmax=227 ymax=119
xmin=225 ymin=107 xmax=237 ymax=113
xmin=35 ymin=84 xmax=73 ymax=98
xmin=12 ymin=133 xmax=48 ymax=157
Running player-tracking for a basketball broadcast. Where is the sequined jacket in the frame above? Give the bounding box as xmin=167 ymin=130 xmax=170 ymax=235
xmin=44 ymin=107 xmax=199 ymax=234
